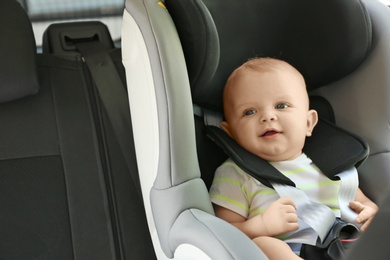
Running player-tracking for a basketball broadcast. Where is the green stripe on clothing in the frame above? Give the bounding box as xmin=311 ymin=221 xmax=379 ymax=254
xmin=248 ymin=189 xmax=277 ymax=202
xmin=319 ymin=198 xmax=338 ymax=204
xmin=249 ymin=208 xmax=266 ymax=215
xmin=212 ymin=177 xmax=241 ymax=186
xmin=210 ymin=194 xmax=248 ymax=211
xmin=275 ymin=233 xmax=292 ymax=240
xmin=279 ymin=166 xmax=307 ymax=176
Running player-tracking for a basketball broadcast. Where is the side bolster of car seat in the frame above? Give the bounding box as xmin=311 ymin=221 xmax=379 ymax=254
xmin=122 ymin=10 xmax=167 ymax=258
xmin=313 ymin=0 xmax=390 ymax=202
xmin=122 ymin=0 xmax=266 ymax=259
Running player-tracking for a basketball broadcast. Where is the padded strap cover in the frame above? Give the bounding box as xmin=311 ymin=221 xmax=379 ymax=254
xmin=206 ymin=119 xmax=369 ymax=188
xmin=303 ymin=119 xmax=369 ymax=179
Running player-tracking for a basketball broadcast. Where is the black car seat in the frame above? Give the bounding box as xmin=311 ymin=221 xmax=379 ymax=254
xmin=122 ymin=0 xmax=390 ymax=258
xmin=0 ymin=1 xmax=154 ymax=259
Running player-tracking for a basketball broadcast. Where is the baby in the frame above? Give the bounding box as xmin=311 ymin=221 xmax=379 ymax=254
xmin=209 ymin=57 xmax=378 ymax=259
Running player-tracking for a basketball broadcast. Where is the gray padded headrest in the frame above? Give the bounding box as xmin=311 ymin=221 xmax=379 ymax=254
xmin=0 ymin=0 xmax=39 ymax=103
xmin=167 ymin=0 xmax=372 ymax=110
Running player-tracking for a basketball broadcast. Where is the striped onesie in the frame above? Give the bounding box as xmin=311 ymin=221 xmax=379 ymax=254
xmin=209 ymin=153 xmax=357 ymax=244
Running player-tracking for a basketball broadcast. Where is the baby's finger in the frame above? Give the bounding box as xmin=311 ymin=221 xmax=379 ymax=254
xmin=286 ymin=212 xmax=298 ymax=223
xmin=349 ymin=201 xmax=364 ymax=213
xmin=356 ymin=208 xmax=372 ymax=223
xmin=359 ymin=218 xmax=373 ymax=232
xmin=287 ymin=221 xmax=300 ymax=232
xmin=278 ymin=196 xmax=296 ymax=209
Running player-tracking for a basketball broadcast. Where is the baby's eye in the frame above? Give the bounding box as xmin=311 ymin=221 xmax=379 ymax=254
xmin=244 ymin=109 xmax=256 ymax=116
xmin=275 ymin=103 xmax=289 ymax=109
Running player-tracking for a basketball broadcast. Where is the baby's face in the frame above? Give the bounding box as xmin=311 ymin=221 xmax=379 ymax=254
xmin=221 ymin=66 xmax=317 ymax=162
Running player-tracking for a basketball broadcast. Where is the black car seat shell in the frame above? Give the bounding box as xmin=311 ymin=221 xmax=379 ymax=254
xmin=166 ymin=0 xmax=373 ymax=188
xmin=122 ymin=0 xmax=390 ymax=259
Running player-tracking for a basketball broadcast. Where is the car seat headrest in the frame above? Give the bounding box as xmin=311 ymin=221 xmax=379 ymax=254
xmin=167 ymin=0 xmax=372 ymax=111
xmin=165 ymin=0 xmax=220 ymax=108
xmin=0 ymin=0 xmax=39 ymax=103
xmin=42 ymin=21 xmax=115 ymax=58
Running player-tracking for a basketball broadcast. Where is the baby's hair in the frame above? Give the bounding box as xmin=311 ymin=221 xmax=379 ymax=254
xmin=226 ymin=57 xmax=302 ymax=85
xmin=240 ymin=57 xmax=290 ymax=73
xmin=224 ymin=57 xmax=310 ymax=111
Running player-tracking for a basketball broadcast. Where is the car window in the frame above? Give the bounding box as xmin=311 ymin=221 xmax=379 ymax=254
xmin=16 ymin=0 xmax=124 ymax=49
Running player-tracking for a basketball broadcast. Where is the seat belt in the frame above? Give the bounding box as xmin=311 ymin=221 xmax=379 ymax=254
xmin=272 ymin=183 xmax=336 ymax=244
xmin=336 ymin=168 xmax=361 ymax=224
xmin=47 ymin=56 xmax=117 ymax=259
xmin=75 ymin=41 xmax=143 ymax=200
xmin=273 ymin=166 xmax=360 ymax=244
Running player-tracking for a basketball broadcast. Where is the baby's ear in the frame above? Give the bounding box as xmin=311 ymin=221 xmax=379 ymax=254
xmin=306 ymin=109 xmax=318 ymax=137
xmin=220 ymin=121 xmax=233 ymax=138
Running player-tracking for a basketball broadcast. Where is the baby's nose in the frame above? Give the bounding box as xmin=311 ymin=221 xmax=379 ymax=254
xmin=260 ymin=112 xmax=276 ymax=122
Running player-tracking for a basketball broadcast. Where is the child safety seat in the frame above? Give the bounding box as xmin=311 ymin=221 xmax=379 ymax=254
xmin=122 ymin=0 xmax=390 ymax=259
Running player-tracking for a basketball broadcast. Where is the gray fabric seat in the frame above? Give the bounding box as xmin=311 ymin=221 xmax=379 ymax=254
xmin=0 ymin=1 xmax=154 ymax=259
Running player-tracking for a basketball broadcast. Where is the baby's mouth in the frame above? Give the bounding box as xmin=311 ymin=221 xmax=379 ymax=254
xmin=261 ymin=129 xmax=281 ymax=137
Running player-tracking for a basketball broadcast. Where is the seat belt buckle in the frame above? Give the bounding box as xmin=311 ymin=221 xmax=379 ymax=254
xmin=316 ymin=218 xmax=360 ymax=249
xmin=301 ymin=218 xmax=360 ymax=259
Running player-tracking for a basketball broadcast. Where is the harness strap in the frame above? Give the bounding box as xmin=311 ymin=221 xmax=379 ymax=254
xmin=202 ymin=107 xmax=223 ymax=127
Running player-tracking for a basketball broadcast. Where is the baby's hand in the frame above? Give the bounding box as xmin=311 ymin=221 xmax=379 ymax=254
xmin=261 ymin=197 xmax=299 ymax=236
xmin=349 ymin=201 xmax=378 ymax=231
